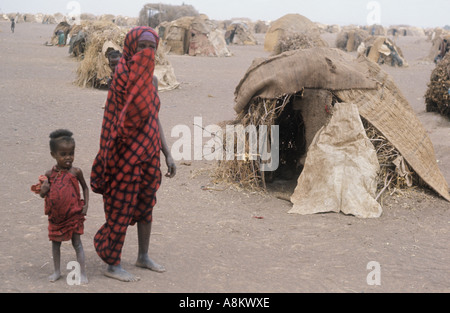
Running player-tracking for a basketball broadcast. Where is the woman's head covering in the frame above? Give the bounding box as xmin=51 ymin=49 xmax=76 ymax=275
xmin=105 ymin=26 xmax=161 ymax=141
xmin=122 ymin=26 xmax=159 ymax=62
xmin=139 ymin=31 xmax=157 ymax=44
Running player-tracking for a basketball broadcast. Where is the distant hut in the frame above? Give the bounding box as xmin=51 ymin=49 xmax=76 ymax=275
xmin=225 ymin=22 xmax=257 ymax=45
xmin=138 ymin=3 xmax=199 ymax=28
xmin=264 ymin=14 xmax=323 ymax=52
xmin=254 ymin=20 xmax=269 ymax=34
xmin=358 ymin=36 xmax=407 ymax=67
xmin=336 ymin=28 xmax=369 ymax=52
xmin=50 ymin=21 xmax=72 ymax=46
xmin=364 ymin=24 xmax=387 ymax=36
xmin=42 ymin=14 xmax=57 ymax=24
xmin=158 ymin=15 xmax=230 ymax=57
xmin=388 ymin=25 xmax=426 ymax=37
xmin=426 ymin=29 xmax=450 ymax=62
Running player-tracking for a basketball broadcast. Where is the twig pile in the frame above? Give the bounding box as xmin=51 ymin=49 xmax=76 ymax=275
xmin=214 ymin=95 xmax=292 ymax=190
xmin=425 ymin=53 xmax=450 ymax=117
xmin=362 ymin=118 xmax=421 ymax=200
xmin=273 ymin=33 xmax=326 ymax=55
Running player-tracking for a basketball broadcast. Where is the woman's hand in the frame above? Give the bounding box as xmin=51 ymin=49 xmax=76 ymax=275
xmin=165 ymin=154 xmax=176 ymax=178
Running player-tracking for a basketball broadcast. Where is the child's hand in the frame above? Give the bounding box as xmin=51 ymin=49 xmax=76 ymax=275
xmin=31 ymin=175 xmax=49 ymax=194
xmin=39 ymin=180 xmax=50 ymax=198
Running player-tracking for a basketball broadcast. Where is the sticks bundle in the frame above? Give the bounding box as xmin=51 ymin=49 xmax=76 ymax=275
xmin=362 ymin=118 xmax=420 ymax=199
xmin=214 ymin=95 xmax=292 ymax=190
xmin=425 ymin=53 xmax=450 ymax=117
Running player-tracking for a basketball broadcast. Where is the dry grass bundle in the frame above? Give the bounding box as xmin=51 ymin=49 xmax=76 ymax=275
xmin=362 ymin=118 xmax=421 ymax=200
xmin=273 ymin=33 xmax=326 ymax=55
xmin=214 ymin=95 xmax=292 ymax=190
xmin=74 ymin=21 xmax=127 ymax=88
xmin=425 ymin=53 xmax=450 ymax=117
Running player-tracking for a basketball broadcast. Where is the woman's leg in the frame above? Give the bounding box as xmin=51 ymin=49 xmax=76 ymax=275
xmin=136 ymin=221 xmax=166 ymax=272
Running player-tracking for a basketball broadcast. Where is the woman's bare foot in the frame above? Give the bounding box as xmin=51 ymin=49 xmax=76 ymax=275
xmin=49 ymin=271 xmax=61 ymax=283
xmin=80 ymin=273 xmax=89 ymax=285
xmin=104 ymin=265 xmax=140 ymax=282
xmin=135 ymin=255 xmax=166 ymax=273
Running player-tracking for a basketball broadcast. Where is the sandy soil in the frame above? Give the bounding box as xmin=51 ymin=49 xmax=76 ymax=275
xmin=0 ymin=21 xmax=449 ymax=293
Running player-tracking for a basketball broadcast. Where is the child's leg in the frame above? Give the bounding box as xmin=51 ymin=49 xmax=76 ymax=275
xmin=49 ymin=241 xmax=61 ymax=282
xmin=72 ymin=234 xmax=88 ymax=284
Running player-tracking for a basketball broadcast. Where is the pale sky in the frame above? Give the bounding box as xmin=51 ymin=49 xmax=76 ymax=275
xmin=1 ymin=0 xmax=449 ymax=28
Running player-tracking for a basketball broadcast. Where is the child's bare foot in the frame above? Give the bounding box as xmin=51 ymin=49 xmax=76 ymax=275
xmin=104 ymin=265 xmax=140 ymax=282
xmin=136 ymin=255 xmax=166 ymax=273
xmin=49 ymin=272 xmax=61 ymax=283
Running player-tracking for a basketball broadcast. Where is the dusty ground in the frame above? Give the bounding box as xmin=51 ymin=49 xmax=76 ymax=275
xmin=0 ymin=21 xmax=449 ymax=293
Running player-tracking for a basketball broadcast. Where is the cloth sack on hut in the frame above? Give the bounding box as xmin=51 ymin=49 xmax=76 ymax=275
xmin=289 ymin=102 xmax=382 ymax=218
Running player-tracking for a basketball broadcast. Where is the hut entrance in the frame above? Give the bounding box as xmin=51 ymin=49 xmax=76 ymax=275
xmin=265 ymin=93 xmax=307 ymax=184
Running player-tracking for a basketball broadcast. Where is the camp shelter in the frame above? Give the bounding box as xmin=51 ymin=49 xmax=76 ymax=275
xmin=427 ymin=31 xmax=450 ymax=62
xmin=364 ymin=24 xmax=387 ymax=36
xmin=264 ymin=14 xmax=322 ymax=52
xmin=273 ymin=32 xmax=328 ymax=56
xmin=158 ymin=15 xmax=231 ymax=57
xmin=225 ymin=22 xmax=257 ymax=45
xmin=335 ymin=28 xmax=369 ymax=52
xmin=388 ymin=25 xmax=426 ymax=37
xmin=49 ymin=21 xmax=72 ymax=45
xmin=220 ymin=47 xmax=449 ymax=216
xmin=138 ymin=3 xmax=199 ymax=28
xmin=358 ymin=36 xmax=407 ymax=67
xmin=74 ymin=21 xmax=127 ymax=88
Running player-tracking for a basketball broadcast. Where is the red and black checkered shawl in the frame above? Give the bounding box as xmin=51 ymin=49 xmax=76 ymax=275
xmin=91 ymin=27 xmax=161 ymax=196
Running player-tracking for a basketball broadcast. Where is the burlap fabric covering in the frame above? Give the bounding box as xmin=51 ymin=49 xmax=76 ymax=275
xmin=289 ymin=102 xmax=382 ymax=218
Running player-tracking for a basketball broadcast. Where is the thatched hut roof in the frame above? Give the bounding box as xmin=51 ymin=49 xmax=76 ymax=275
xmin=264 ymin=14 xmax=322 ymax=52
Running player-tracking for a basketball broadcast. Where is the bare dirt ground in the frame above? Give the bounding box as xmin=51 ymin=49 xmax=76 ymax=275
xmin=0 ymin=22 xmax=449 ymax=293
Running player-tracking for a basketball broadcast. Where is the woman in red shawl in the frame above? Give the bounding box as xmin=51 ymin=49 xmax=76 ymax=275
xmin=91 ymin=27 xmax=176 ymax=282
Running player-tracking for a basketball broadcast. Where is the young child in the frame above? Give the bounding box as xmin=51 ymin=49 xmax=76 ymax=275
xmin=31 ymin=129 xmax=89 ymax=284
